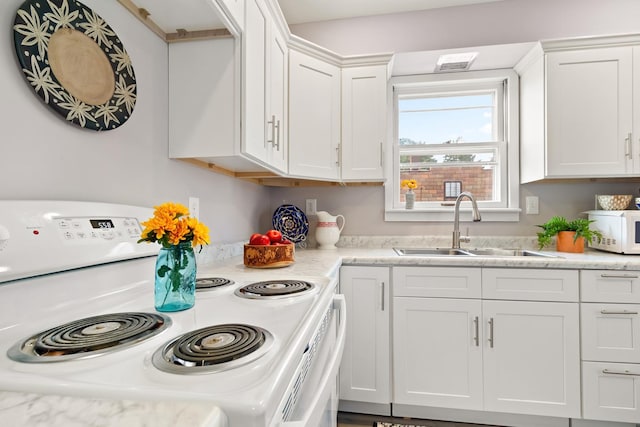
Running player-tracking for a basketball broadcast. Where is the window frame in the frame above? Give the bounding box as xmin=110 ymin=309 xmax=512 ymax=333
xmin=384 ymin=69 xmax=520 ymax=222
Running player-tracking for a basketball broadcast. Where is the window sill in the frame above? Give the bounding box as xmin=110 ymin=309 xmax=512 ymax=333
xmin=384 ymin=207 xmax=521 ymax=222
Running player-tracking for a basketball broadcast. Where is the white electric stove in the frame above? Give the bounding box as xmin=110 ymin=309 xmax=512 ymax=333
xmin=0 ymin=200 xmax=345 ymax=427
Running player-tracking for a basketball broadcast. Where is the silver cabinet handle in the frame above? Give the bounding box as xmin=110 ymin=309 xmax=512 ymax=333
xmin=601 ymin=310 xmax=639 ymax=315
xmin=266 ymin=115 xmax=276 ymax=147
xmin=335 ymin=144 xmax=340 ymax=166
xmin=473 ymin=316 xmax=479 ymax=347
xmin=380 ymin=281 xmax=385 ymax=311
xmin=488 ymin=317 xmax=494 ymax=348
xmin=603 ymin=369 xmax=640 ymax=377
xmin=274 ymin=119 xmax=280 ymax=150
xmin=600 ymin=273 xmax=639 ymax=279
xmin=625 ymin=132 xmax=633 ymax=159
xmin=379 ymin=142 xmax=383 ymax=167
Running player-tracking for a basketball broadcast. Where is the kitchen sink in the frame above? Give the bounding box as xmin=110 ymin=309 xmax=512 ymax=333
xmin=392 ymin=248 xmax=473 ymax=256
xmin=463 ymin=248 xmax=559 ymax=257
xmin=393 ymin=247 xmax=559 ymax=258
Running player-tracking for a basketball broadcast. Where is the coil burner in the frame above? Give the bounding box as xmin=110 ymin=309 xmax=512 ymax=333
xmin=195 ymin=277 xmax=235 ymax=291
xmin=152 ymin=323 xmax=273 ymax=374
xmin=7 ymin=312 xmax=171 ymax=363
xmin=235 ymin=280 xmax=316 ymax=299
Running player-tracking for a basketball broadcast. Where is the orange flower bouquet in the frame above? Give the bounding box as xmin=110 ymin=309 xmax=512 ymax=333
xmin=138 ymin=202 xmax=210 ymax=312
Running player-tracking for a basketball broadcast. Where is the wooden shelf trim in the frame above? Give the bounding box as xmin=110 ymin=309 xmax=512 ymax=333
xmin=117 ymin=0 xmax=231 ymax=43
xmin=178 ymin=159 xmax=384 ymax=187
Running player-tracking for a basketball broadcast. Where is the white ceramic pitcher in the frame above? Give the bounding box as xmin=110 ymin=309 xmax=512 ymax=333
xmin=315 ymin=211 xmax=345 ymax=250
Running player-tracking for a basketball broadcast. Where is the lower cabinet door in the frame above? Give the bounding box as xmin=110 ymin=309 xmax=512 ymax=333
xmin=582 ymin=361 xmax=640 ymax=423
xmin=482 ymin=300 xmax=581 ymax=418
xmin=393 ymin=297 xmax=483 ymax=410
xmin=339 ymin=266 xmax=390 ymax=405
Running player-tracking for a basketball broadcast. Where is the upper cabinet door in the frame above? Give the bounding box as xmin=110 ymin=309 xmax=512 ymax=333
xmin=265 ymin=24 xmax=288 ymax=173
xmin=243 ymin=0 xmax=269 ymax=164
xmin=288 ymin=50 xmax=341 ymax=180
xmin=341 ymin=65 xmax=387 ymax=181
xmin=545 ymin=47 xmax=633 ymax=177
xmin=242 ymin=0 xmax=288 ymax=174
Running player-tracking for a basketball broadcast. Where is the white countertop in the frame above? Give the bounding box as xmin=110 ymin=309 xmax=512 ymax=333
xmin=0 ymin=391 xmax=225 ymax=427
xmin=4 ymin=240 xmax=639 ymax=425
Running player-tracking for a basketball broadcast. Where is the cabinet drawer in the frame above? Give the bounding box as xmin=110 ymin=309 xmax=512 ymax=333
xmin=482 ymin=268 xmax=578 ymax=301
xmin=581 ymin=270 xmax=640 ymax=303
xmin=393 ymin=267 xmax=481 ymax=298
xmin=582 ymin=361 xmax=640 ymax=423
xmin=582 ymin=303 xmax=640 ymax=363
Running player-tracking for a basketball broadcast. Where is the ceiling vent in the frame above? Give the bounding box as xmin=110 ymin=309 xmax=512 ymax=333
xmin=435 ymin=52 xmax=478 ymax=72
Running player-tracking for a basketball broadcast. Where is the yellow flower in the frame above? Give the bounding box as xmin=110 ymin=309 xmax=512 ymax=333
xmin=401 ymin=179 xmax=418 ymax=190
xmin=138 ymin=202 xmax=210 ymax=248
xmin=188 ymin=217 xmax=210 ymax=247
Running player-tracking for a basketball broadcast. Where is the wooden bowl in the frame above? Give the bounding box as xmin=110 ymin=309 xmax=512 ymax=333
xmin=243 ymin=243 xmax=295 ymax=268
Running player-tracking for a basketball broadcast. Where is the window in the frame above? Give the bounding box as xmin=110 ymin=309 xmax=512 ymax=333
xmin=385 ymin=70 xmax=520 ymax=221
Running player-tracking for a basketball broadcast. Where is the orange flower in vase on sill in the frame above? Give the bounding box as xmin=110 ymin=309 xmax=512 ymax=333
xmin=401 ymin=179 xmax=418 ymax=210
xmin=138 ymin=202 xmax=210 ymax=312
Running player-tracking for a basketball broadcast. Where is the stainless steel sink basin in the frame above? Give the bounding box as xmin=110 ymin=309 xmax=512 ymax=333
xmin=464 ymin=248 xmax=559 ymax=258
xmin=393 ymin=248 xmax=472 ymax=256
xmin=393 ymin=247 xmax=559 ymax=258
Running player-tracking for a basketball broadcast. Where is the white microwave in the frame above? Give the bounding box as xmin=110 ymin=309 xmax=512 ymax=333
xmin=587 ymin=210 xmax=640 ymax=254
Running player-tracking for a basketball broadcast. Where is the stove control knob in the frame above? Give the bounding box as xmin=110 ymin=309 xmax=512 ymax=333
xmin=0 ymin=225 xmax=9 ymax=251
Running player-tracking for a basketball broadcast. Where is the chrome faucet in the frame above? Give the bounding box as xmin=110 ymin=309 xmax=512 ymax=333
xmin=452 ymin=192 xmax=482 ymax=249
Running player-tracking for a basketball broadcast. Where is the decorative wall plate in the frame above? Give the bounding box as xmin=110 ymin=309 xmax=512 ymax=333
xmin=13 ymin=0 xmax=137 ymax=131
xmin=272 ymin=204 xmax=309 ymax=244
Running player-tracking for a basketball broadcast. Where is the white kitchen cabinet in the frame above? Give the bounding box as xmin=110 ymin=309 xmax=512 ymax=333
xmin=393 ymin=297 xmax=483 ymax=410
xmin=288 ymin=49 xmax=341 ymax=180
xmin=482 ymin=268 xmax=579 ymax=302
xmin=218 ymin=0 xmax=244 ymax=29
xmin=339 ymin=266 xmax=390 ymax=415
xmin=516 ymin=36 xmax=640 ymax=183
xmin=243 ymin=0 xmax=288 ymax=173
xmin=482 ymin=300 xmax=580 ymax=418
xmin=581 ymin=270 xmax=640 ymax=423
xmin=168 ymin=38 xmax=238 ymax=164
xmin=393 ymin=267 xmax=580 ymax=419
xmin=341 ymin=65 xmax=387 ymax=181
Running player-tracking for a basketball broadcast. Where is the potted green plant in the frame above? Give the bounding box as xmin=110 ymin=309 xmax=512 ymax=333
xmin=536 ymin=216 xmax=602 ymax=253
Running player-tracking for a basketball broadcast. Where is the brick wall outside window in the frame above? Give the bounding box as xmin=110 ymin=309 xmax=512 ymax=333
xmin=400 ymin=166 xmax=493 ymax=202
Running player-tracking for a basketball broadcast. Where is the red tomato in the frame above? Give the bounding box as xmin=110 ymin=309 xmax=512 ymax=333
xmin=266 ymin=229 xmax=282 ymax=243
xmin=249 ymin=234 xmax=270 ymax=245
xmin=281 ymin=239 xmax=292 ymax=245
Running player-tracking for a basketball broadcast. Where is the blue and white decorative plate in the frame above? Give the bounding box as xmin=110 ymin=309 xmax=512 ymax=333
xmin=272 ymin=204 xmax=309 ymax=244
xmin=13 ymin=0 xmax=136 ymax=131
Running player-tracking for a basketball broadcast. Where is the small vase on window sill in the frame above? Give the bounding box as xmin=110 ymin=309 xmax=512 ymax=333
xmin=405 ymin=189 xmax=415 ymax=210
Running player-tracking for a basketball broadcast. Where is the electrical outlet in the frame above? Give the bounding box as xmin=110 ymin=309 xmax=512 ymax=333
xmin=189 ymin=197 xmax=200 ymax=219
xmin=525 ymin=196 xmax=539 ymax=215
xmin=305 ymin=199 xmax=317 ymax=215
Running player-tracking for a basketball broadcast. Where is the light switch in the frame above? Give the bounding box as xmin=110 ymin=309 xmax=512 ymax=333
xmin=525 ymin=196 xmax=539 ymax=215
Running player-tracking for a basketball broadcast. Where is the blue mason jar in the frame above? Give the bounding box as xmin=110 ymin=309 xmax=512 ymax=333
xmin=154 ymin=242 xmax=196 ymax=312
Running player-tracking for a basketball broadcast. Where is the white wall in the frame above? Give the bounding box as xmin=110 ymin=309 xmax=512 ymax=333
xmin=1 ymin=0 xmax=270 ymax=244
xmin=289 ymin=0 xmax=640 ymax=56
xmin=273 ymin=0 xmax=640 ymax=238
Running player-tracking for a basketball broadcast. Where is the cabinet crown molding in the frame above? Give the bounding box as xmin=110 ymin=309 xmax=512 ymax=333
xmin=288 ymin=34 xmax=393 ymax=69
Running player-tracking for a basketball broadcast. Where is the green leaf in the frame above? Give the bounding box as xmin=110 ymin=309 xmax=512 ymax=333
xmin=157 ymin=265 xmax=171 ymax=277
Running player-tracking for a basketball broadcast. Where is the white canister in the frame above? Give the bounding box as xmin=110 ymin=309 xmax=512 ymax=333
xmin=315 ymin=211 xmax=345 ymax=249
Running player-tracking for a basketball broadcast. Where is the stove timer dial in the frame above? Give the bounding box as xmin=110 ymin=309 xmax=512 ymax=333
xmin=0 ymin=224 xmax=10 ymax=251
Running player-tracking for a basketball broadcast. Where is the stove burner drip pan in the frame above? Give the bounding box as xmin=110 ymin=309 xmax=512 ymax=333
xmin=152 ymin=323 xmax=273 ymax=375
xmin=235 ymin=280 xmax=315 ymax=299
xmin=8 ymin=312 xmax=171 ymax=363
